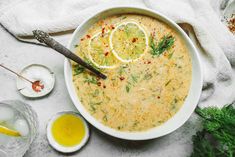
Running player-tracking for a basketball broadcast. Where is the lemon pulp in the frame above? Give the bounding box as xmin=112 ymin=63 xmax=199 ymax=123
xmin=88 ymin=32 xmax=120 ymax=69
xmin=51 ymin=114 xmax=85 ymax=147
xmin=109 ymin=21 xmax=148 ymax=62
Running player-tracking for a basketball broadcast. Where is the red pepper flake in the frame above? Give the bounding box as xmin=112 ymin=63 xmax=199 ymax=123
xmin=103 ymin=85 xmax=106 ymax=88
xmin=132 ymin=38 xmax=138 ymax=43
xmin=102 ymin=27 xmax=105 ymax=34
xmin=86 ymin=35 xmax=91 ymax=38
xmin=110 ymin=25 xmax=115 ymax=30
xmin=97 ymin=82 xmax=101 ymax=86
xmin=147 ymin=61 xmax=151 ymax=64
xmin=157 ymin=96 xmax=160 ymax=99
xmin=80 ymin=38 xmax=84 ymax=41
xmin=119 ymin=77 xmax=125 ymax=81
xmin=104 ymin=52 xmax=109 ymax=56
xmin=227 ymin=15 xmax=235 ymax=34
xmin=32 ymin=81 xmax=44 ymax=92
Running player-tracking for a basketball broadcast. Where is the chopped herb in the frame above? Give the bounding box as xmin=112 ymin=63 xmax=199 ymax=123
xmin=91 ymin=102 xmax=102 ymax=106
xmin=92 ymin=89 xmax=99 ymax=97
xmin=74 ymin=44 xmax=78 ymax=48
xmin=168 ymin=52 xmax=174 ymax=59
xmin=143 ymin=73 xmax=153 ymax=80
xmin=103 ymin=115 xmax=108 ymax=122
xmin=174 ymin=98 xmax=178 ymax=103
xmin=126 ymin=85 xmax=130 ymax=93
xmin=165 ymin=80 xmax=172 ymax=86
xmin=150 ymin=35 xmax=175 ymax=56
xmin=84 ymin=76 xmax=98 ymax=85
xmin=118 ymin=65 xmax=128 ymax=75
xmin=178 ymin=56 xmax=184 ymax=59
xmin=89 ymin=101 xmax=102 ymax=113
xmin=171 ymin=98 xmax=178 ymax=110
xmin=133 ymin=121 xmax=139 ymax=127
xmin=101 ymin=109 xmax=108 ymax=122
xmin=74 ymin=64 xmax=85 ymax=75
xmin=131 ymin=74 xmax=138 ymax=83
xmin=90 ymin=105 xmax=96 ymax=113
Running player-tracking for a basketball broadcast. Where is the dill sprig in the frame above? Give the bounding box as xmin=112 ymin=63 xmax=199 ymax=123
xmin=74 ymin=64 xmax=85 ymax=75
xmin=191 ymin=104 xmax=235 ymax=157
xmin=150 ymin=35 xmax=175 ymax=56
xmin=84 ymin=75 xmax=98 ymax=85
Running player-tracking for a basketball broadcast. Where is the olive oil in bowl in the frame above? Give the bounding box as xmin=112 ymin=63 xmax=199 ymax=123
xmin=47 ymin=112 xmax=89 ymax=153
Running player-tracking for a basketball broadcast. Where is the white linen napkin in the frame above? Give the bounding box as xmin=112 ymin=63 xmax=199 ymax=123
xmin=0 ymin=0 xmax=235 ymax=108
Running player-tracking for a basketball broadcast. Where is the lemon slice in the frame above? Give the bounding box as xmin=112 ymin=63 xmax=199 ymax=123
xmin=0 ymin=125 xmax=21 ymax=137
xmin=109 ymin=21 xmax=148 ymax=63
xmin=88 ymin=31 xmax=120 ymax=69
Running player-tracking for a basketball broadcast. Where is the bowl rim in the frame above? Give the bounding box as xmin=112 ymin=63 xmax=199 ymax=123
xmin=64 ymin=6 xmax=203 ymax=140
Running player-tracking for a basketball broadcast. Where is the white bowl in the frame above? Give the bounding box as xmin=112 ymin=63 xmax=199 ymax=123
xmin=64 ymin=6 xmax=203 ymax=140
xmin=47 ymin=111 xmax=89 ymax=153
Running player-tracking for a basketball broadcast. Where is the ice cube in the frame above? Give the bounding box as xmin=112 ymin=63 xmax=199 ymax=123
xmin=0 ymin=107 xmax=14 ymax=123
xmin=14 ymin=119 xmax=29 ymax=136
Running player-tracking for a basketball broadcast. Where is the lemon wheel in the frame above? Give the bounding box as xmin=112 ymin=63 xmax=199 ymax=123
xmin=109 ymin=21 xmax=148 ymax=63
xmin=88 ymin=31 xmax=120 ymax=69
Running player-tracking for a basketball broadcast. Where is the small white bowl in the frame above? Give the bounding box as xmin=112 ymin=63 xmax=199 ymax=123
xmin=64 ymin=6 xmax=203 ymax=140
xmin=47 ymin=111 xmax=89 ymax=153
xmin=16 ymin=64 xmax=55 ymax=98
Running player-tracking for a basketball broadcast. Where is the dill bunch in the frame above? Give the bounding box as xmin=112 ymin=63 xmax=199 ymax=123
xmin=191 ymin=104 xmax=235 ymax=157
xmin=150 ymin=35 xmax=175 ymax=56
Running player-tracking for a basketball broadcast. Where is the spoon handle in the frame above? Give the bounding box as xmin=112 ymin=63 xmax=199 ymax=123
xmin=32 ymin=30 xmax=107 ymax=79
xmin=0 ymin=64 xmax=33 ymax=83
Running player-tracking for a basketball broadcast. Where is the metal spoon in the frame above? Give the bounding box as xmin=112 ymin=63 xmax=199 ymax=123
xmin=32 ymin=30 xmax=107 ymax=79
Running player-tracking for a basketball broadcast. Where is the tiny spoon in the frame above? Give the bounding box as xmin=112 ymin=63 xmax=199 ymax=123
xmin=0 ymin=64 xmax=44 ymax=92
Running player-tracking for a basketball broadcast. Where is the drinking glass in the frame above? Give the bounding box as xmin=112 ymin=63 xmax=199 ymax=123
xmin=0 ymin=100 xmax=38 ymax=157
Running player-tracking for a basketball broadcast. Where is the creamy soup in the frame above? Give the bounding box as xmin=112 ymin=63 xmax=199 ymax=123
xmin=72 ymin=14 xmax=192 ymax=132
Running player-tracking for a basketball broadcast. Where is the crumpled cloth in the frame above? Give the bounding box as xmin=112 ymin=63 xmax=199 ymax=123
xmin=0 ymin=0 xmax=235 ymax=108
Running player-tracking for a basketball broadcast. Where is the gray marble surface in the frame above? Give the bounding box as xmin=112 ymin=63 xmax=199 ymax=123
xmin=0 ymin=25 xmax=201 ymax=157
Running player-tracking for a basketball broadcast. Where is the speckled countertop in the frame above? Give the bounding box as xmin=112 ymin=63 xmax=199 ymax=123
xmin=0 ymin=25 xmax=201 ymax=157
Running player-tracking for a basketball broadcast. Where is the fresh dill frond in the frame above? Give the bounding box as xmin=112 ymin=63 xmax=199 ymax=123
xmin=191 ymin=104 xmax=235 ymax=157
xmin=150 ymin=35 xmax=175 ymax=56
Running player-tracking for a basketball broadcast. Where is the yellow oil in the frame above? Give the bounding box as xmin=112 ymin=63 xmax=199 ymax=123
xmin=51 ymin=114 xmax=86 ymax=147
